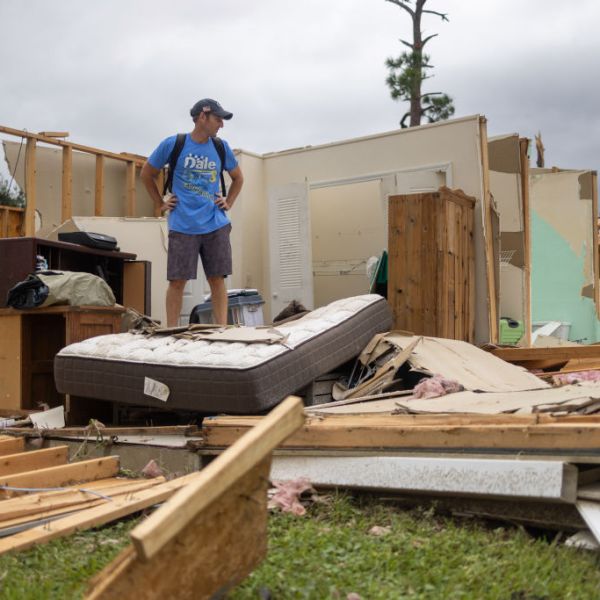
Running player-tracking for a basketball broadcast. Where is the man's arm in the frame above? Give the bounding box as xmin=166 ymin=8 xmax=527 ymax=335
xmin=216 ymin=166 xmax=243 ymax=211
xmin=140 ymin=161 xmax=176 ymax=214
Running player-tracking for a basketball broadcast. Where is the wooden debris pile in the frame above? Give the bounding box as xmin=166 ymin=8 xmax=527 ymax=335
xmin=199 ymin=336 xmax=600 ymax=548
xmin=0 ymin=398 xmax=305 ymax=600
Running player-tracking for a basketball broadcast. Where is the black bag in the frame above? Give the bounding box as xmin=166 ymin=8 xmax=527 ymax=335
xmin=6 ymin=274 xmax=49 ymax=309
xmin=163 ymin=134 xmax=227 ymax=196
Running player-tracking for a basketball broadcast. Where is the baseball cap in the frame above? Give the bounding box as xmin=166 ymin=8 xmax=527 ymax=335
xmin=190 ymin=99 xmax=233 ymax=120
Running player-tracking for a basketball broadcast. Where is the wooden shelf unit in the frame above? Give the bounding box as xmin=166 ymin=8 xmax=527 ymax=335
xmin=0 ymin=305 xmax=124 ymax=414
xmin=0 ymin=237 xmax=136 ymax=308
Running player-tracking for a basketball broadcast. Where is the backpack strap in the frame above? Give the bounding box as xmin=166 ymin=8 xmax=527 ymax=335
xmin=163 ymin=133 xmax=187 ymax=195
xmin=211 ymin=136 xmax=227 ymax=197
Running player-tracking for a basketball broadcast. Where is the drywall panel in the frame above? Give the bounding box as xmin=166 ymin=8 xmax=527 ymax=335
xmin=261 ymin=116 xmax=489 ymax=342
xmin=4 ymin=142 xmax=154 ymax=231
xmin=530 ymin=169 xmax=599 ymax=343
xmin=489 ymin=134 xmax=528 ymax=334
xmin=270 ymin=456 xmax=578 ymax=502
xmin=488 ymin=134 xmax=521 ymax=174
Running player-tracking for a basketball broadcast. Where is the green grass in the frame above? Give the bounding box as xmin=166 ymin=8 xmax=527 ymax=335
xmin=232 ymin=494 xmax=600 ymax=600
xmin=0 ymin=517 xmax=139 ymax=599
xmin=0 ymin=495 xmax=598 ymax=599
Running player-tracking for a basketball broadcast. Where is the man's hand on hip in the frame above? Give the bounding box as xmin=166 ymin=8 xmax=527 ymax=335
xmin=162 ymin=193 xmax=178 ymax=213
xmin=214 ymin=195 xmax=231 ymax=211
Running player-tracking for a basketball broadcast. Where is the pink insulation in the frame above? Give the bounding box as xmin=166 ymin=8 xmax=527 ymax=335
xmin=413 ymin=374 xmax=464 ymax=399
xmin=553 ymin=370 xmax=600 ymax=386
xmin=268 ymin=477 xmax=315 ymax=516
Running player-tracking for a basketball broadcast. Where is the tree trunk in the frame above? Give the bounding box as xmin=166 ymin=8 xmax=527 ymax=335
xmin=409 ymin=0 xmax=425 ymax=127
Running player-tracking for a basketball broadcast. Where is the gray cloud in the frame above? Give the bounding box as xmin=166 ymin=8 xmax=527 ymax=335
xmin=0 ymin=0 xmax=598 ymax=172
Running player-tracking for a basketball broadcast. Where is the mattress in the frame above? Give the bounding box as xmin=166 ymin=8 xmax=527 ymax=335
xmin=54 ymin=294 xmax=392 ymax=414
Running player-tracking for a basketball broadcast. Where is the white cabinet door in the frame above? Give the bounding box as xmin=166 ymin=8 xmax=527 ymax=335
xmin=268 ymin=183 xmax=313 ymax=320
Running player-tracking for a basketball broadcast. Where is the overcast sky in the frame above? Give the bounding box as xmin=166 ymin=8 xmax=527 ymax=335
xmin=1 ymin=0 xmax=599 ymax=172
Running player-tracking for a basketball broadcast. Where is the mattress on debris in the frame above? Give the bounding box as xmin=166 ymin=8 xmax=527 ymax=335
xmin=54 ymin=294 xmax=392 ymax=413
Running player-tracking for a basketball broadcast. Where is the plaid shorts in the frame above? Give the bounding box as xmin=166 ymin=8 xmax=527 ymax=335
xmin=167 ymin=224 xmax=232 ymax=280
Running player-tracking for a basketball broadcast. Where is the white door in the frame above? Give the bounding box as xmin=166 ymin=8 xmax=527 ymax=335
xmin=268 ymin=183 xmax=313 ymax=320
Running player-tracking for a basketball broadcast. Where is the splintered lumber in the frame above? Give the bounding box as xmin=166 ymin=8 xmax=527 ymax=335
xmin=86 ymin=396 xmax=305 ymax=600
xmin=489 ymin=345 xmax=600 ymax=364
xmin=270 ymin=456 xmax=578 ymax=503
xmin=3 ymin=425 xmax=200 ymax=438
xmin=201 ymin=414 xmax=600 ymax=451
xmin=0 ymin=446 xmax=68 ymax=476
xmin=0 ymin=478 xmax=165 ymax=534
xmin=0 ymin=478 xmax=162 ymax=522
xmin=0 ymin=474 xmax=202 ymax=555
xmin=0 ymin=437 xmax=25 ymax=456
xmin=86 ymin=462 xmax=270 ymax=600
xmin=0 ymin=397 xmax=305 ymax=560
xmin=131 ymin=396 xmax=305 ymax=561
xmin=0 ymin=456 xmax=119 ymax=498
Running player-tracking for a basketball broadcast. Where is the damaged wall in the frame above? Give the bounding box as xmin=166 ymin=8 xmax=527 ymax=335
xmin=3 ymin=141 xmax=154 ymax=232
xmin=259 ymin=115 xmax=491 ymax=342
xmin=488 ymin=134 xmax=529 ymax=336
xmin=530 ymin=168 xmax=599 ymax=343
xmin=3 ymin=118 xmax=493 ymax=339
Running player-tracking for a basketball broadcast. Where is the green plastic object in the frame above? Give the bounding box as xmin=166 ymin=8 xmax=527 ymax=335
xmin=499 ymin=317 xmax=525 ymax=345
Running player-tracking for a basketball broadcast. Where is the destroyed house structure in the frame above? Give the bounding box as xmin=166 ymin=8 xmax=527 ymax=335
xmin=1 ymin=116 xmax=600 ymax=573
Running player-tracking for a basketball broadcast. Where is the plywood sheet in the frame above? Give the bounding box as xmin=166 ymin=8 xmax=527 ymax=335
xmin=385 ymin=333 xmax=548 ymax=392
xmin=394 ymin=383 xmax=600 ymax=415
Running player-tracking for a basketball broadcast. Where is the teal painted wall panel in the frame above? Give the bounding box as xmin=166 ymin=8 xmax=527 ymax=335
xmin=531 ymin=211 xmax=600 ymax=343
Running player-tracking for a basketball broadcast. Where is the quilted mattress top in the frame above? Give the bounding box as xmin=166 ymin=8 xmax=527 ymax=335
xmin=57 ymin=294 xmax=385 ymax=371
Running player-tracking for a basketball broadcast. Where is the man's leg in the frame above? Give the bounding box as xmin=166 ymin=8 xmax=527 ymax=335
xmin=166 ymin=279 xmax=187 ymax=327
xmin=166 ymin=231 xmax=201 ymax=328
xmin=208 ymin=276 xmax=228 ymax=324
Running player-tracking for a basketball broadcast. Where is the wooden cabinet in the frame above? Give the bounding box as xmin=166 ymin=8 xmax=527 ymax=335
xmin=0 ymin=237 xmax=136 ymax=307
xmin=0 ymin=305 xmax=124 ymax=414
xmin=388 ymin=187 xmax=475 ymax=342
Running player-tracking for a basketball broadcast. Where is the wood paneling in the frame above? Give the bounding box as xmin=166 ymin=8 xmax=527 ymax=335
xmin=388 ymin=187 xmax=475 ymax=341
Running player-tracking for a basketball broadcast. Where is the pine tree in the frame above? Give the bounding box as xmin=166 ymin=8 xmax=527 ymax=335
xmin=385 ymin=0 xmax=455 ymax=128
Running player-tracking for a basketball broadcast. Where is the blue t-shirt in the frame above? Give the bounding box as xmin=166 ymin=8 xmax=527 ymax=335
xmin=148 ymin=134 xmax=238 ymax=234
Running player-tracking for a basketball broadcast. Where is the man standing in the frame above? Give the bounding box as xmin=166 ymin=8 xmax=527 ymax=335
xmin=141 ymin=99 xmax=244 ymax=327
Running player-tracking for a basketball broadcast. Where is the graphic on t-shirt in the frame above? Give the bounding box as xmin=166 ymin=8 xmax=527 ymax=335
xmin=182 ymin=153 xmax=219 ymax=199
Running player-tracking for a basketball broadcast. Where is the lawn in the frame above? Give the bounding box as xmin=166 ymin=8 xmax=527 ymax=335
xmin=0 ymin=494 xmax=598 ymax=599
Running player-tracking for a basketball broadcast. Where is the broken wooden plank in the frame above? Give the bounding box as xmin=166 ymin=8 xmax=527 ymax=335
xmin=131 ymin=396 xmax=305 ymax=562
xmin=202 ymin=415 xmax=600 ymax=451
xmin=489 ymin=345 xmax=600 ymax=363
xmin=86 ymin=395 xmax=305 ymax=599
xmin=3 ymin=425 xmax=199 ymax=438
xmin=0 ymin=472 xmax=202 ymax=554
xmin=86 ymin=461 xmax=270 ymax=600
xmin=0 ymin=397 xmax=303 ymax=558
xmin=270 ymin=456 xmax=578 ymax=503
xmin=0 ymin=478 xmax=165 ymax=533
xmin=207 ymin=412 xmax=600 ymax=427
xmin=0 ymin=446 xmax=68 ymax=476
xmin=0 ymin=437 xmax=25 ymax=456
xmin=0 ymin=477 xmax=165 ymax=523
xmin=0 ymin=456 xmax=119 ymax=497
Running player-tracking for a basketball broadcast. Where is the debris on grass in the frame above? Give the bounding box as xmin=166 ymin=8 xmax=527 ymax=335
xmin=268 ymin=478 xmax=316 ymax=516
